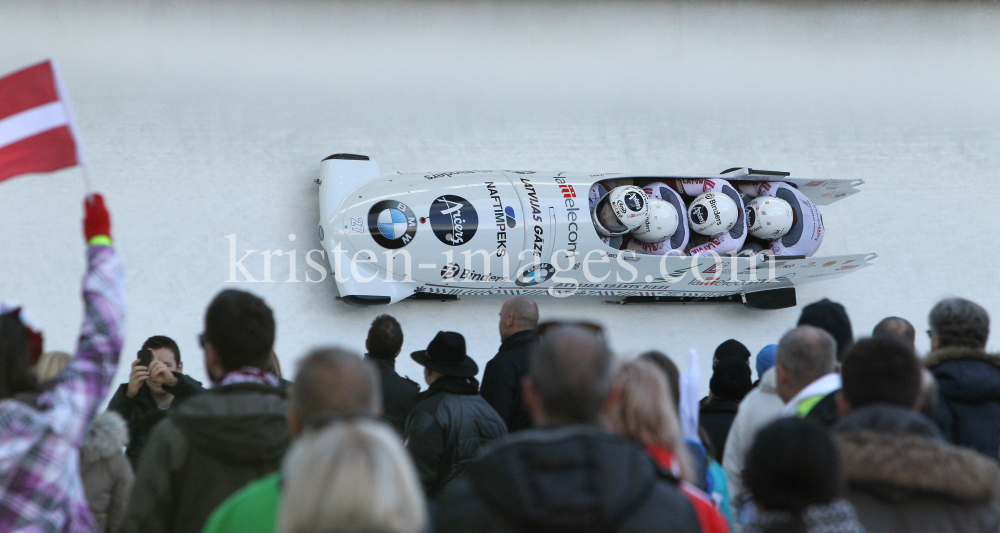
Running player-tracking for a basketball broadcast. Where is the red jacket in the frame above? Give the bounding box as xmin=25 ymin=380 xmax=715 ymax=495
xmin=646 ymin=445 xmax=730 ymax=533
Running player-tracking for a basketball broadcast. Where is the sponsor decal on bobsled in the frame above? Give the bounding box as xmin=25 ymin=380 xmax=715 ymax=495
xmin=486 ymin=181 xmax=516 ymax=257
xmin=429 ymin=195 xmax=478 ymax=246
xmin=440 ymin=262 xmax=507 ymax=283
xmin=424 ymin=170 xmax=492 ymax=180
xmin=368 ymin=201 xmax=417 ymax=249
xmin=516 ymin=263 xmax=556 ymax=287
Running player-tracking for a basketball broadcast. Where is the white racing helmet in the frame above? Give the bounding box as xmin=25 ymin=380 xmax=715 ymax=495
xmin=746 ymin=196 xmax=794 ymax=239
xmin=631 ymin=198 xmax=679 ymax=243
xmin=688 ymin=192 xmax=739 ymax=236
xmin=592 ymin=186 xmax=649 ymax=237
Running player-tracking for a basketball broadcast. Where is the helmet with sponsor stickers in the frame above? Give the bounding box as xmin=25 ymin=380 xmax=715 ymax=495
xmin=688 ymin=192 xmax=738 ymax=236
xmin=592 ymin=186 xmax=649 ymax=237
xmin=746 ymin=196 xmax=794 ymax=240
xmin=631 ymin=198 xmax=678 ymax=243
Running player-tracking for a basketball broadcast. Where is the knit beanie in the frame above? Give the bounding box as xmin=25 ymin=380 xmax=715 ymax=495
xmin=714 ymin=338 xmax=751 ymax=365
xmin=798 ymin=298 xmax=854 ymax=361
xmin=756 ymin=344 xmax=778 ymax=378
xmin=710 ymin=339 xmax=753 ymax=402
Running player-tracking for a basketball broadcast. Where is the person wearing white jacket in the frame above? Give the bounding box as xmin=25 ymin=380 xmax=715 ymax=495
xmin=722 ymin=367 xmax=784 ymax=529
xmin=724 ymin=327 xmax=839 ymax=530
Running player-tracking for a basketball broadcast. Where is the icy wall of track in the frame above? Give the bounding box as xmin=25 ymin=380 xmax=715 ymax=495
xmin=2 ymin=1 xmax=999 ymax=396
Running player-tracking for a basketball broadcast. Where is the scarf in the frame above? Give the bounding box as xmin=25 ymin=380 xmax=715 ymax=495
xmin=644 ymin=443 xmax=684 ymax=479
xmin=216 ymin=366 xmax=280 ymax=388
xmin=426 ymin=375 xmax=479 ymax=396
xmin=746 ymin=499 xmax=866 ymax=533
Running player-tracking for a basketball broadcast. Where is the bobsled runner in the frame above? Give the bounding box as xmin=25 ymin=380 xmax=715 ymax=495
xmin=315 ymin=154 xmax=874 ymax=309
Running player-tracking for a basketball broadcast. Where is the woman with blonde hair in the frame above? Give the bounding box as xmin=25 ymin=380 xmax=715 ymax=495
xmin=279 ymin=419 xmax=427 ymax=533
xmin=609 ymin=358 xmax=731 ymax=533
xmin=33 ymin=349 xmax=134 ymax=533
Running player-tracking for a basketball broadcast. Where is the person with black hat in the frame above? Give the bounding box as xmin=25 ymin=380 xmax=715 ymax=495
xmin=404 ymin=331 xmax=507 ymax=498
xmin=798 ymin=297 xmax=854 ymax=362
xmin=796 ymin=298 xmax=854 ymax=427
xmin=700 ymin=339 xmax=754 ymax=463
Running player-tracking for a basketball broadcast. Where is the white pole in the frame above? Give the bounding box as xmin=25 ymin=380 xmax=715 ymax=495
xmin=80 ymin=165 xmax=93 ymax=193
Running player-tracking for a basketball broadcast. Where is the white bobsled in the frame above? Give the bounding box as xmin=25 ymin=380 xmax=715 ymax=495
xmin=316 ymin=154 xmax=875 ymax=309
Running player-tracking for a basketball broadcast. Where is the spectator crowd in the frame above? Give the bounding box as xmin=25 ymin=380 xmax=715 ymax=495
xmin=3 ymin=195 xmax=1000 ymax=533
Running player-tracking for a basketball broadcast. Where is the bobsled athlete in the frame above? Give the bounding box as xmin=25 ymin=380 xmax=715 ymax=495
xmin=590 ymin=181 xmax=625 ymax=249
xmin=626 ymin=181 xmax=689 ymax=256
xmin=675 ymin=178 xmax=747 ymax=256
xmin=591 ymin=184 xmax=649 ymax=243
xmin=589 ymin=181 xmax=616 ymax=212
xmin=738 ymin=181 xmax=824 ymax=257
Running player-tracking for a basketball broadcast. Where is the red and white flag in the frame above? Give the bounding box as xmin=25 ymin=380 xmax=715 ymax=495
xmin=0 ymin=59 xmax=85 ymax=184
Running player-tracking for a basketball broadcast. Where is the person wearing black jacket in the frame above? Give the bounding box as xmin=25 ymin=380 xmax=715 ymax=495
xmin=404 ymin=331 xmax=507 ymax=498
xmin=107 ymin=335 xmax=204 ymax=467
xmin=925 ymin=298 xmax=1000 ymax=460
xmin=435 ymin=325 xmax=701 ymax=533
xmin=481 ymin=297 xmax=539 ymax=432
xmin=364 ymin=314 xmax=419 ymax=435
xmin=700 ymin=339 xmax=753 ymax=462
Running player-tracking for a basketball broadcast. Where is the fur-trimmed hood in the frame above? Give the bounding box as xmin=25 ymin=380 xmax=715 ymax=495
xmin=835 ymin=405 xmax=1000 ymax=504
xmin=925 ymin=347 xmax=1000 ymax=404
xmin=924 ymin=346 xmax=1000 ymax=369
xmin=81 ymin=411 xmax=129 ymax=466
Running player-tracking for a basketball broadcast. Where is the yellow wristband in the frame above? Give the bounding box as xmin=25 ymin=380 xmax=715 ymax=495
xmin=88 ymin=235 xmax=112 ymax=246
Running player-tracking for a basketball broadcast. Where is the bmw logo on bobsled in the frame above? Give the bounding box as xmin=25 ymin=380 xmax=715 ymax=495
xmin=315 ymin=154 xmax=875 ymax=309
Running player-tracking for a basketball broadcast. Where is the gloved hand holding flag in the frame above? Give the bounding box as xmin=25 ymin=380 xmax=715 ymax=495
xmin=84 ymin=193 xmax=112 ymax=246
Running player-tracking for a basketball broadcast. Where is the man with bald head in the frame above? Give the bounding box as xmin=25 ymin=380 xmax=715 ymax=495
xmin=873 ymin=316 xmax=916 ymax=349
xmin=435 ymin=325 xmax=701 ymax=533
xmin=776 ymin=326 xmax=840 ymax=421
xmin=481 ymin=296 xmax=540 ymax=431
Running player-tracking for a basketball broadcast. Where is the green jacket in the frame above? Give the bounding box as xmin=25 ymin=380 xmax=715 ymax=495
xmin=120 ymin=383 xmax=291 ymax=533
xmin=202 ymin=472 xmax=281 ymax=533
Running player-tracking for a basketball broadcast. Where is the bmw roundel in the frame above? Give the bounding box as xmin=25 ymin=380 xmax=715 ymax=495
xmin=515 ymin=263 xmax=556 ymax=287
xmin=378 ymin=209 xmax=408 ymax=239
xmin=368 ymin=200 xmax=417 ymax=249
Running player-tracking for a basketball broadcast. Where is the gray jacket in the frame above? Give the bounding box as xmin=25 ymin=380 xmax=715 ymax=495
xmin=120 ymin=383 xmax=291 ymax=533
xmin=80 ymin=411 xmax=134 ymax=533
xmin=835 ymin=404 xmax=1000 ymax=533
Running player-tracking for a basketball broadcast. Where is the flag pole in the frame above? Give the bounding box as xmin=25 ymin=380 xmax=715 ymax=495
xmin=49 ymin=57 xmax=89 ymax=194
xmin=80 ymin=165 xmax=93 ymax=193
